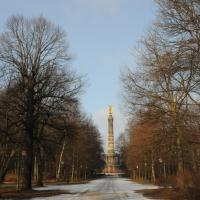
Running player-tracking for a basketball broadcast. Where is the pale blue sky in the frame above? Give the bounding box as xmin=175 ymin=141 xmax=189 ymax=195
xmin=0 ymin=0 xmax=157 ymax=148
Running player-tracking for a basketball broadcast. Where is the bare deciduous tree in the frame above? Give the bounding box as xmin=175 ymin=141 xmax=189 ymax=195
xmin=121 ymin=0 xmax=200 ymax=191
xmin=0 ymin=16 xmax=82 ymax=190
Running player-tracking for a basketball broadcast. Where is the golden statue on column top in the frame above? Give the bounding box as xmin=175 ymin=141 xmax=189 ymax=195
xmin=108 ymin=105 xmax=112 ymax=115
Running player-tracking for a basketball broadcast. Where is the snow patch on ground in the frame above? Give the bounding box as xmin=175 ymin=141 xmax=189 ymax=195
xmin=33 ymin=177 xmax=158 ymax=200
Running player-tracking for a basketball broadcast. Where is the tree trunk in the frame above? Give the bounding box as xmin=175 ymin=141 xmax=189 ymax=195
xmin=176 ymin=135 xmax=184 ymax=175
xmin=24 ymin=148 xmax=33 ymax=190
xmin=151 ymin=152 xmax=156 ymax=183
xmin=23 ymin=91 xmax=35 ymax=191
xmin=70 ymin=146 xmax=75 ymax=182
xmin=37 ymin=149 xmax=44 ymax=187
xmin=23 ymin=128 xmax=34 ymax=190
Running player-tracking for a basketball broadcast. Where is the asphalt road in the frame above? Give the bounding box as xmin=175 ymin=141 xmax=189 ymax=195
xmin=34 ymin=176 xmax=158 ymax=200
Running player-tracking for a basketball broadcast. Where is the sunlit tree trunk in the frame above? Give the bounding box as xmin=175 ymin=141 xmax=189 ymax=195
xmin=56 ymin=139 xmax=66 ymax=181
xmin=70 ymin=145 xmax=75 ymax=182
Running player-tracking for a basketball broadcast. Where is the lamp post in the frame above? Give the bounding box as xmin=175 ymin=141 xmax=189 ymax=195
xmin=16 ymin=150 xmax=26 ymax=190
xmin=144 ymin=162 xmax=147 ymax=181
xmin=16 ymin=150 xmax=20 ymax=190
xmin=61 ymin=161 xmax=64 ymax=179
xmin=159 ymin=157 xmax=167 ymax=183
xmin=80 ymin=165 xmax=82 ymax=181
xmin=21 ymin=150 xmax=26 ymax=189
xmin=158 ymin=158 xmax=162 ymax=179
xmin=159 ymin=158 xmax=166 ymax=181
xmin=85 ymin=165 xmax=88 ymax=180
xmin=136 ymin=165 xmax=139 ymax=181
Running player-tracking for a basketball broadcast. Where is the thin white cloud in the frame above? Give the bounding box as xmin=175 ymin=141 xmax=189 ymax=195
xmin=92 ymin=106 xmax=126 ymax=152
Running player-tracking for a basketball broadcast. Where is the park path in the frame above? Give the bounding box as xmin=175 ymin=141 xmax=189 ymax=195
xmin=33 ymin=176 xmax=158 ymax=200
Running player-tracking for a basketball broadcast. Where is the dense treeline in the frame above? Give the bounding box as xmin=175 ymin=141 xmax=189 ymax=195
xmin=120 ymin=0 xmax=200 ymax=194
xmin=0 ymin=16 xmax=104 ymax=190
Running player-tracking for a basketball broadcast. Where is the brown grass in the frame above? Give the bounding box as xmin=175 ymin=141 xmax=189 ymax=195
xmin=0 ymin=188 xmax=70 ymax=199
xmin=135 ymin=188 xmax=187 ymax=200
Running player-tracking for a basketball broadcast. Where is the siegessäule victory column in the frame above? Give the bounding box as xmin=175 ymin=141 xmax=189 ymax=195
xmin=104 ymin=106 xmax=120 ymax=175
